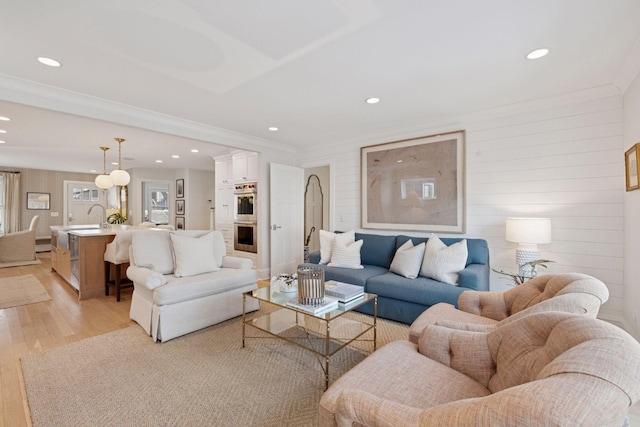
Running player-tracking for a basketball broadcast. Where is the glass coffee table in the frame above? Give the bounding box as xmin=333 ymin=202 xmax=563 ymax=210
xmin=242 ymin=286 xmax=377 ymax=390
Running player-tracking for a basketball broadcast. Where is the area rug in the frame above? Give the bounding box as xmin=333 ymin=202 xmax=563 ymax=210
xmin=0 ymin=274 xmax=50 ymax=309
xmin=21 ymin=310 xmax=409 ymax=426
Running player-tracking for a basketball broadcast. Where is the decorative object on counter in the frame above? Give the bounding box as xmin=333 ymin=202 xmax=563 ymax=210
xmin=95 ymin=146 xmax=114 ymax=190
xmin=505 ymin=217 xmax=551 ymax=276
xmin=271 ymin=273 xmax=298 ymax=293
xmin=493 ymin=259 xmax=555 ymax=286
xmin=297 ymin=266 xmax=325 ymax=305
xmin=107 ymin=212 xmax=127 ymax=224
xmin=109 ymin=138 xmax=130 ymax=186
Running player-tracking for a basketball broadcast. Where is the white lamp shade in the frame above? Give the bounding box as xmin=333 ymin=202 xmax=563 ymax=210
xmin=95 ymin=174 xmax=113 ymax=190
xmin=505 ymin=218 xmax=551 ymax=244
xmin=110 ymin=169 xmax=130 ymax=186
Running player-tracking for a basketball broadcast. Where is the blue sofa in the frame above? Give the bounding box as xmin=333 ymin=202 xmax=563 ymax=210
xmin=299 ymin=232 xmax=490 ymax=324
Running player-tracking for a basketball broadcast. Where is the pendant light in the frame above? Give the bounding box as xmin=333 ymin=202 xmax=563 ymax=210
xmin=95 ymin=146 xmax=114 ymax=190
xmin=110 ymin=137 xmax=130 ymax=186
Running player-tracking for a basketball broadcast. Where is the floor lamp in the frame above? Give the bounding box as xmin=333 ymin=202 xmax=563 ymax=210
xmin=505 ymin=217 xmax=551 ymax=276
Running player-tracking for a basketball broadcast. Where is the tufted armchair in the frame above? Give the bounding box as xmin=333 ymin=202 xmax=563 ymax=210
xmin=320 ymin=312 xmax=640 ymax=427
xmin=0 ymin=215 xmax=39 ymax=265
xmin=409 ymin=273 xmax=609 ymax=344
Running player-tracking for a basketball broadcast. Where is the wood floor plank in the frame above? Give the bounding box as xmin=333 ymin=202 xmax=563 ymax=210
xmin=0 ymin=254 xmax=133 ymax=425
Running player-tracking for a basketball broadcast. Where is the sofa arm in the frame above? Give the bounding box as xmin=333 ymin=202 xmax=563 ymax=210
xmin=458 ymin=291 xmax=509 ymax=321
xmin=222 ymin=256 xmax=253 ymax=270
xmin=308 ymin=250 xmax=321 ymax=264
xmin=458 ymin=263 xmax=489 ymax=291
xmin=418 ymin=324 xmax=495 ymax=387
xmin=126 ymin=265 xmax=167 ymax=290
xmin=335 ymin=390 xmax=423 ymax=427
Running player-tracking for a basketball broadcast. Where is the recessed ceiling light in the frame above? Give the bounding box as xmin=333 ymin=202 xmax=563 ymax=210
xmin=89 ymin=169 xmax=97 ymax=173
xmin=111 ymin=162 xmax=119 ymax=166
xmin=37 ymin=56 xmax=62 ymax=67
xmin=268 ymin=127 xmax=278 ymax=131
xmin=365 ymin=97 xmax=380 ymax=104
xmin=191 ymin=149 xmax=199 ymax=153
xmin=171 ymin=155 xmax=180 ymax=158
xmin=526 ymin=48 xmax=550 ymax=60
xmin=0 ymin=116 xmax=9 ymax=121
xmin=0 ymin=130 xmax=6 ymax=134
xmin=155 ymin=160 xmax=163 ymax=163
xmin=0 ymin=140 xmax=5 ymax=144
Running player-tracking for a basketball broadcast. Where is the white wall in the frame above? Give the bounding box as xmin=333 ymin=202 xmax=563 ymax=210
xmin=297 ymin=91 xmax=625 ymax=321
xmin=624 ymin=71 xmax=640 ymax=339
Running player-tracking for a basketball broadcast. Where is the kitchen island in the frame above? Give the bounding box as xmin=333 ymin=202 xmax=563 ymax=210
xmin=51 ymin=225 xmax=117 ymax=300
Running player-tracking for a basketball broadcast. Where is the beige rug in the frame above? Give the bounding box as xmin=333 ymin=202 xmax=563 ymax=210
xmin=21 ymin=310 xmax=409 ymax=426
xmin=0 ymin=274 xmax=50 ymax=309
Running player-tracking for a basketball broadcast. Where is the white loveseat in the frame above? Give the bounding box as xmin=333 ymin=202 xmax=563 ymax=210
xmin=127 ymin=229 xmax=260 ymax=342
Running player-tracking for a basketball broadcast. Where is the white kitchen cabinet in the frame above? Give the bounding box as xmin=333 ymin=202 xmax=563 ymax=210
xmin=232 ymin=152 xmax=258 ymax=183
xmin=215 ymin=155 xmax=233 ymax=185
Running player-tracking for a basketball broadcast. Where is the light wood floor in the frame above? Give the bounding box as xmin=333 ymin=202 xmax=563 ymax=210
xmin=0 ymin=253 xmax=133 ymax=427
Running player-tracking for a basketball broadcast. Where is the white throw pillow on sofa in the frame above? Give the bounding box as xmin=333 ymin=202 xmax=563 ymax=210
xmin=328 ymin=239 xmax=364 ymax=269
xmin=420 ymin=234 xmax=468 ymax=285
xmin=319 ymin=230 xmax=355 ymax=264
xmin=170 ymin=232 xmax=220 ymax=278
xmin=132 ymin=230 xmax=174 ymax=274
xmin=390 ymin=240 xmax=426 ymax=279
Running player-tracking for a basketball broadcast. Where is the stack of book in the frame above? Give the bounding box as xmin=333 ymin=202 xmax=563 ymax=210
xmin=324 ymin=281 xmax=365 ymax=308
xmin=286 ymin=296 xmax=339 ymax=315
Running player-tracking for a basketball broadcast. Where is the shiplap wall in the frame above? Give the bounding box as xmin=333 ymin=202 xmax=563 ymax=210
xmin=297 ymin=94 xmax=624 ymax=321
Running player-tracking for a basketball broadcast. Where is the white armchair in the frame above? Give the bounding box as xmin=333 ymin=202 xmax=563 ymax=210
xmin=0 ymin=215 xmax=40 ymax=266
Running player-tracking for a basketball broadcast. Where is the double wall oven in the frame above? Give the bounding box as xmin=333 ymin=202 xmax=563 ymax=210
xmin=234 ymin=182 xmax=257 ymax=253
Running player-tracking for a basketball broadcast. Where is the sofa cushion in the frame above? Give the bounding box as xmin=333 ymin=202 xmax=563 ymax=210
xmin=328 ymin=239 xmax=363 ymax=269
xmin=132 ymin=230 xmax=174 ymax=274
xmin=366 ymin=272 xmax=466 ymax=307
xmin=389 ymin=240 xmax=425 ymax=279
xmin=175 ymin=230 xmax=226 ymax=267
xmin=298 ymin=263 xmax=386 ymax=288
xmin=319 ymin=230 xmax=355 ymax=264
xmin=355 ymin=232 xmax=397 ymax=268
xmin=170 ymin=232 xmax=220 ymax=278
xmin=420 ymin=234 xmax=467 ymax=285
xmin=153 ymin=268 xmax=258 ymax=306
xmin=397 ymin=235 xmax=489 ymax=266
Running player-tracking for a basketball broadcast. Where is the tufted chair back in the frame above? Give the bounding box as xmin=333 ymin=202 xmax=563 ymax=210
xmin=501 ymin=273 xmax=609 ymax=318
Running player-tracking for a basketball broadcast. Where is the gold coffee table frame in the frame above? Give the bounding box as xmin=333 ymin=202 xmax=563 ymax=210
xmin=242 ymin=285 xmax=377 ymax=390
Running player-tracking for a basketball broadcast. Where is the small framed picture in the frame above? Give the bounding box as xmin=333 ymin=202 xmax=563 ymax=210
xmin=625 ymin=143 xmax=640 ymax=191
xmin=176 ymin=179 xmax=184 ymax=198
xmin=176 ymin=199 xmax=185 ymax=215
xmin=176 ymin=216 xmax=185 ymax=230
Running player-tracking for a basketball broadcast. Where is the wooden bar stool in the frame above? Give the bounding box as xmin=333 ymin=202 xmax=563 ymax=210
xmin=103 ymin=230 xmax=135 ymax=301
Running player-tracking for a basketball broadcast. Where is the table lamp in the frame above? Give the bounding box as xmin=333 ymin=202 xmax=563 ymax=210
xmin=505 ymin=217 xmax=551 ymax=276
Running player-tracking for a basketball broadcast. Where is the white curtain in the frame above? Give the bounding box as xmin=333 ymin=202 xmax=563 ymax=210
xmin=1 ymin=172 xmax=20 ymax=233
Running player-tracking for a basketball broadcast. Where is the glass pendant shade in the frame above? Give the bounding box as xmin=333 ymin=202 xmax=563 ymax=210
xmin=95 ymin=174 xmax=113 ymax=190
xmin=110 ymin=169 xmax=130 ymax=186
xmin=110 ymin=137 xmax=130 ymax=186
xmin=95 ymin=146 xmax=114 ymax=190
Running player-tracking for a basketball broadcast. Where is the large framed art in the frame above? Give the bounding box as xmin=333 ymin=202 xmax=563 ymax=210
xmin=361 ymin=130 xmax=465 ymax=233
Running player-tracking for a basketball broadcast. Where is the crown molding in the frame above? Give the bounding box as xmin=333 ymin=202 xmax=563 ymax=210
xmin=0 ymin=73 xmax=296 ymax=154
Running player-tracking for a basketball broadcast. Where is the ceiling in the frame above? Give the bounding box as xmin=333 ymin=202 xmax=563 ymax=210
xmin=1 ymin=0 xmax=639 ymax=173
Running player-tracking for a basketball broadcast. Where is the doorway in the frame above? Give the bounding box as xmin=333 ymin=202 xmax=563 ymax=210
xmin=142 ymin=181 xmax=170 ymax=225
xmin=64 ymin=180 xmax=108 ymax=226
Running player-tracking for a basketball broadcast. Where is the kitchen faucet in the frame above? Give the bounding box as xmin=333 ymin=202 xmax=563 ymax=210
xmin=87 ymin=204 xmax=107 ymax=228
